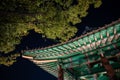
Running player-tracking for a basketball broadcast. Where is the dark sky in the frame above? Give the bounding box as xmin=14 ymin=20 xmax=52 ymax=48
xmin=76 ymin=0 xmax=120 ymax=36
xmin=0 ymin=0 xmax=120 ymax=80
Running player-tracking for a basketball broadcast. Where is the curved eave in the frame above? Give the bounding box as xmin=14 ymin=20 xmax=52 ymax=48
xmin=33 ymin=41 xmax=120 ymax=60
xmin=22 ymin=18 xmax=120 ymax=60
xmin=22 ymin=55 xmax=33 ymax=60
xmin=22 ymin=55 xmax=57 ymax=63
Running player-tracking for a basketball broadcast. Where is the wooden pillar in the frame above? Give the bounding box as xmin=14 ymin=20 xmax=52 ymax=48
xmin=100 ymin=54 xmax=118 ymax=80
xmin=58 ymin=64 xmax=64 ymax=80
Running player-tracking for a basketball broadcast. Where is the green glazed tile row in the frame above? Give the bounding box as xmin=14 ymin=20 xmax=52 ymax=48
xmin=23 ymin=22 xmax=120 ymax=60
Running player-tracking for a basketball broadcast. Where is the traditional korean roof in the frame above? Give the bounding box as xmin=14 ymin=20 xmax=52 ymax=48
xmin=22 ymin=18 xmax=120 ymax=80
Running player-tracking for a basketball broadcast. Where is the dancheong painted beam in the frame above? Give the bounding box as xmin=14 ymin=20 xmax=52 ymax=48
xmin=22 ymin=18 xmax=120 ymax=80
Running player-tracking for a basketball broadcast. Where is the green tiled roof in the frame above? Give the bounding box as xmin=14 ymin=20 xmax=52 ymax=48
xmin=23 ymin=19 xmax=120 ymax=80
xmin=24 ymin=21 xmax=120 ymax=59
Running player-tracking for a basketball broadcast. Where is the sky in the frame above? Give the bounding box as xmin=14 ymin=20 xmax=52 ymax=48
xmin=0 ymin=0 xmax=120 ymax=80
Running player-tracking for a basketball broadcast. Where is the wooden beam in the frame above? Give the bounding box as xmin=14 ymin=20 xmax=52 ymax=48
xmin=58 ymin=65 xmax=64 ymax=80
xmin=90 ymin=55 xmax=120 ymax=67
xmin=63 ymin=54 xmax=120 ymax=68
xmin=100 ymin=54 xmax=118 ymax=80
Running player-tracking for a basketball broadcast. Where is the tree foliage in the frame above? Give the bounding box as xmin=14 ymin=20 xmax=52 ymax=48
xmin=0 ymin=53 xmax=20 ymax=66
xmin=0 ymin=0 xmax=102 ymax=54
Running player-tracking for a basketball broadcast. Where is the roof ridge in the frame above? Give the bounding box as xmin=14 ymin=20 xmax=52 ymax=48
xmin=23 ymin=18 xmax=120 ymax=52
